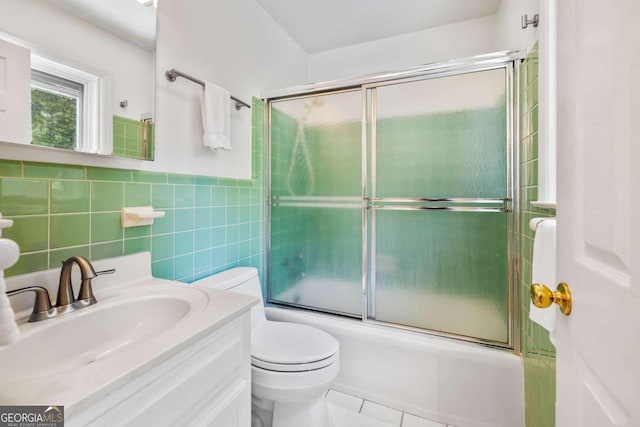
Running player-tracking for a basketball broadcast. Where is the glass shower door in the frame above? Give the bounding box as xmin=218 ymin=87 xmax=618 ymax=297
xmin=366 ymin=68 xmax=511 ymax=343
xmin=269 ymin=90 xmax=363 ymax=316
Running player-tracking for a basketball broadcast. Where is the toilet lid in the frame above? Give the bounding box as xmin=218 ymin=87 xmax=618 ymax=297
xmin=251 ymin=321 xmax=339 ymax=372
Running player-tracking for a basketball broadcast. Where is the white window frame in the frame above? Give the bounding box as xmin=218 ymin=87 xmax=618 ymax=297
xmin=31 ymin=55 xmax=112 ymax=154
xmin=31 ymin=69 xmax=84 ymax=149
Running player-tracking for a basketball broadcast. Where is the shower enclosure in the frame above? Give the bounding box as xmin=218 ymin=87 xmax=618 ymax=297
xmin=265 ymin=52 xmax=519 ymax=347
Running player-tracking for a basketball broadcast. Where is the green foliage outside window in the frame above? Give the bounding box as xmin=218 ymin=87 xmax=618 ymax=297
xmin=31 ymin=87 xmax=77 ymax=150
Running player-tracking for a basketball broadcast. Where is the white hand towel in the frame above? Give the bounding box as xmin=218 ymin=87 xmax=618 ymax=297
xmin=529 ymin=218 xmax=557 ymax=345
xmin=0 ymin=276 xmax=19 ymax=346
xmin=201 ymin=81 xmax=231 ymax=151
xmin=0 ymin=237 xmax=20 ymax=346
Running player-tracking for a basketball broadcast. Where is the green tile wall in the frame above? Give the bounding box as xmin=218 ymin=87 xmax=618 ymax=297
xmin=376 ymin=107 xmax=507 ymax=199
xmin=519 ymin=43 xmax=556 ymax=427
xmin=0 ymin=98 xmax=265 ymax=284
xmin=113 ymin=115 xmax=154 ymax=161
xmin=269 ymin=107 xmax=364 ymax=301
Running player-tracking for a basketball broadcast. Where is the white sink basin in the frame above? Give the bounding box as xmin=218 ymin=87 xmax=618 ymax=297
xmin=0 ymin=294 xmax=191 ymax=383
xmin=0 ymin=253 xmax=257 ymax=410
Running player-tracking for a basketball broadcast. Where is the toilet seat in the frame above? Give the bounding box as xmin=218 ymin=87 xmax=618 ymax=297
xmin=251 ymin=321 xmax=339 ymax=372
xmin=252 ymin=352 xmax=339 ymax=372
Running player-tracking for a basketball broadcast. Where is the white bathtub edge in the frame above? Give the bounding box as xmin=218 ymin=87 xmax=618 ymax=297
xmin=266 ymin=306 xmax=524 ymax=427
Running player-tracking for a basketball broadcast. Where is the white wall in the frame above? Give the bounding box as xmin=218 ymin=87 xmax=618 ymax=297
xmin=496 ymin=0 xmax=541 ymax=52
xmin=0 ymin=0 xmax=154 ymax=121
xmin=496 ymin=0 xmax=556 ymax=205
xmin=153 ymin=0 xmax=307 ymax=179
xmin=306 ymin=15 xmax=499 ymax=83
xmin=0 ymin=0 xmax=306 ymax=178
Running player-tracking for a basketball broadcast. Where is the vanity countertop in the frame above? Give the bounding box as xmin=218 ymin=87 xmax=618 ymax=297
xmin=0 ymin=252 xmax=257 ymax=415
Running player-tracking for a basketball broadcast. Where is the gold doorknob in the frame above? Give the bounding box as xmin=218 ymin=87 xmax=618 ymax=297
xmin=530 ymin=282 xmax=572 ymax=315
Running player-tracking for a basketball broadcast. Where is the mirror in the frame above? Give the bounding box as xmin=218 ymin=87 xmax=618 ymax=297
xmin=0 ymin=0 xmax=156 ymax=160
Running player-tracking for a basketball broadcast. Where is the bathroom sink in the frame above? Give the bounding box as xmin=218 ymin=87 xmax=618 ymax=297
xmin=0 ymin=252 xmax=257 ymax=416
xmin=0 ymin=293 xmax=193 ymax=383
xmin=0 ymin=253 xmax=257 ymax=410
xmin=0 ymin=276 xmax=256 ymax=414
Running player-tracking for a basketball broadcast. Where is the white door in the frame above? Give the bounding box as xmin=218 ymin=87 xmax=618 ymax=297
xmin=555 ymin=0 xmax=640 ymax=426
xmin=0 ymin=38 xmax=31 ymax=145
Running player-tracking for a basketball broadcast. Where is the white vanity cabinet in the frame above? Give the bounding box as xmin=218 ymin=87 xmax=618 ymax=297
xmin=2 ymin=253 xmax=256 ymax=427
xmin=68 ymin=313 xmax=252 ymax=427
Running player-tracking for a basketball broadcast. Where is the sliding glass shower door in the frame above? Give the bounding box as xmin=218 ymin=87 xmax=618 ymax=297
xmin=268 ymin=62 xmax=515 ymax=346
xmin=366 ymin=69 xmax=510 ymax=343
xmin=269 ymin=90 xmax=363 ymax=316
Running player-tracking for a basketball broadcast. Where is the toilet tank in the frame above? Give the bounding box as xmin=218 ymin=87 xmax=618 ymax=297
xmin=191 ymin=267 xmax=266 ymax=326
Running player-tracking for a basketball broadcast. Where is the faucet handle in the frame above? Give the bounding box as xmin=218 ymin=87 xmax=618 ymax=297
xmin=6 ymin=286 xmax=54 ymax=322
xmin=76 ymin=267 xmax=116 ymax=307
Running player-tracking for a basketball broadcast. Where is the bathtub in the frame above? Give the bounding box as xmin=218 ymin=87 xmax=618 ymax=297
xmin=265 ymin=306 xmax=524 ymax=427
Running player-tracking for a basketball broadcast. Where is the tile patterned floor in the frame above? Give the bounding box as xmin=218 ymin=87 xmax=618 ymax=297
xmin=325 ymin=389 xmax=455 ymax=427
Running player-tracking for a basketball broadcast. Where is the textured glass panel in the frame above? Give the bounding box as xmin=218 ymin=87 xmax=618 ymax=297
xmin=270 ymin=91 xmax=362 ymax=197
xmin=268 ymin=68 xmax=512 ymax=344
xmin=372 ymin=210 xmax=508 ymax=343
xmin=375 ymin=69 xmax=507 ymax=198
xmin=269 ymin=91 xmax=362 ymax=315
xmin=270 ymin=206 xmax=362 ymax=315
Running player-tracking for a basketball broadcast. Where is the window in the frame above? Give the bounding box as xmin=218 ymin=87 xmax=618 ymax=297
xmin=31 ymin=69 xmax=83 ymax=150
xmin=30 ymin=55 xmax=110 ymax=154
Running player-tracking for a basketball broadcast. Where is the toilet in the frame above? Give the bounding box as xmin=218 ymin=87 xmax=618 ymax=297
xmin=192 ymin=267 xmax=339 ymax=427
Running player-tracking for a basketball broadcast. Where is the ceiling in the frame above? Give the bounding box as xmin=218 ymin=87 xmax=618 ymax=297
xmin=46 ymin=0 xmax=156 ymax=51
xmin=256 ymin=0 xmax=501 ymax=54
xmin=42 ymin=0 xmax=500 ymax=55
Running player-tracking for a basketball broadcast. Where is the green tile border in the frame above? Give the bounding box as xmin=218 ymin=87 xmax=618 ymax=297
xmin=132 ymin=171 xmax=168 ymax=183
xmin=86 ymin=167 xmax=132 ymax=182
xmin=0 ymin=160 xmax=22 ymax=177
xmin=24 ymin=162 xmax=85 ymax=180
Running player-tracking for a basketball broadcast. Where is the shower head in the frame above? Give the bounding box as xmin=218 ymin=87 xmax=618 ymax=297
xmin=304 ymin=97 xmax=324 ymax=111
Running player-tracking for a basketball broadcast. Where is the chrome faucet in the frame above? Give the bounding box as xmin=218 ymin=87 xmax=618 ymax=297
xmin=6 ymin=256 xmax=115 ymax=322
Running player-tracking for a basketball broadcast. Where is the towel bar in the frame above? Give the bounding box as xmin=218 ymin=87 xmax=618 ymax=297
xmin=166 ymin=68 xmax=251 ymax=110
